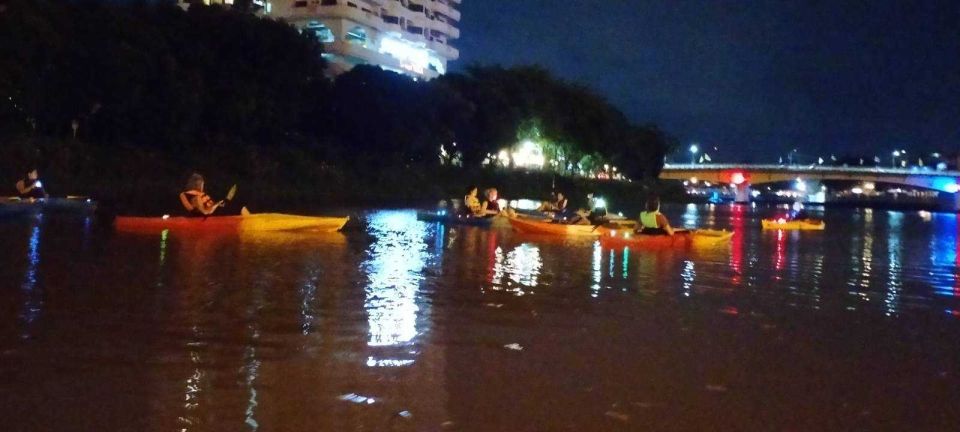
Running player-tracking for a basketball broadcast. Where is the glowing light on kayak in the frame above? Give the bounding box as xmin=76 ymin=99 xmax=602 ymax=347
xmin=162 ymin=214 xmax=170 ymax=220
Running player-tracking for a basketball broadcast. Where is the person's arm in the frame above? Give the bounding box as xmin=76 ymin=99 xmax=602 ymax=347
xmin=656 ymin=213 xmax=675 ymax=235
xmin=179 ymin=193 xmax=195 ymax=212
xmin=16 ymin=180 xmax=29 ymax=195
xmin=193 ymin=194 xmax=220 ymax=215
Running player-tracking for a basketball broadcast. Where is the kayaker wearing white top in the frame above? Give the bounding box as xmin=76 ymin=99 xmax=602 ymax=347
xmin=638 ymin=195 xmax=675 ymax=236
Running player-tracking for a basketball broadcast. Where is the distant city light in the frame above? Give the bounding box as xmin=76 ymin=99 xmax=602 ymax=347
xmin=795 ymin=178 xmax=807 ymax=192
xmin=730 ymin=172 xmax=746 ymax=185
xmin=510 ymin=140 xmax=545 ymax=169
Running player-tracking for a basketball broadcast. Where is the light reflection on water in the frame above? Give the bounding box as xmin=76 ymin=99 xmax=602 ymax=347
xmin=490 ymin=243 xmax=542 ymax=294
xmin=19 ymin=215 xmax=42 ymax=340
xmin=363 ymin=211 xmax=428 ymax=349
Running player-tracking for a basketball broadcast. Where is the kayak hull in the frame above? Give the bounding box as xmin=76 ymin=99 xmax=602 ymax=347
xmin=601 ymin=229 xmax=734 ymax=249
xmin=416 ymin=211 xmax=493 ymax=227
xmin=115 ymin=213 xmax=350 ymax=234
xmin=508 ymin=217 xmax=620 ymax=237
xmin=761 ymin=219 xmax=825 ymax=230
xmin=0 ymin=197 xmax=97 ymax=217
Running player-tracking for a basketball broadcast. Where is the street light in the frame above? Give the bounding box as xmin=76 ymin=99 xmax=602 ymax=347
xmin=689 ymin=144 xmax=699 ymax=165
xmin=892 ymin=150 xmax=901 ymax=168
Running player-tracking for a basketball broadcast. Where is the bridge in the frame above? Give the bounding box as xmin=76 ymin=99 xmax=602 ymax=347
xmin=660 ymin=164 xmax=960 ymax=209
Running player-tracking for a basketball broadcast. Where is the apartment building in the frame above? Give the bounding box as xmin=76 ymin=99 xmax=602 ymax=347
xmin=269 ymin=0 xmax=461 ymax=80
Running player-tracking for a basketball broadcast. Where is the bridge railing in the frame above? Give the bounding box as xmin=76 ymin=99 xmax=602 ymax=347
xmin=661 ymin=163 xmax=960 ymax=177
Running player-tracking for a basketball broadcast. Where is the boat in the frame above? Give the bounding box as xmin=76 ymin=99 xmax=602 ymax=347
xmin=115 ymin=213 xmax=350 ymax=234
xmin=761 ymin=218 xmax=825 ymax=230
xmin=0 ymin=197 xmax=97 ymax=217
xmin=507 ymin=217 xmax=628 ymax=237
xmin=416 ymin=210 xmax=493 ymax=227
xmin=601 ymin=229 xmax=734 ymax=249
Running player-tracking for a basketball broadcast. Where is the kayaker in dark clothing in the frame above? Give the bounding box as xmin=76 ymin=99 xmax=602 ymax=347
xmin=15 ymin=169 xmax=48 ymax=200
xmin=480 ymin=188 xmax=501 ymax=217
xmin=637 ymin=195 xmax=676 ymax=236
xmin=179 ymin=173 xmax=223 ymax=216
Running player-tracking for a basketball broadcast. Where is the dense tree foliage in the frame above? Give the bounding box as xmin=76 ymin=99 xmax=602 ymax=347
xmin=0 ymin=0 xmax=674 ymax=209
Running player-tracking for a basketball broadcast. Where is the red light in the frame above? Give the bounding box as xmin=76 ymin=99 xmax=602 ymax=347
xmin=731 ymin=172 xmax=746 ymax=185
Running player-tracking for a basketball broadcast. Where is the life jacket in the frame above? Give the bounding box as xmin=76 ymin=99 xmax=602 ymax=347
xmin=639 ymin=211 xmax=661 ymax=229
xmin=179 ymin=190 xmax=212 ymax=214
xmin=485 ymin=199 xmax=501 ymax=213
xmin=463 ymin=195 xmax=481 ymax=215
xmin=555 ymin=198 xmax=568 ymax=211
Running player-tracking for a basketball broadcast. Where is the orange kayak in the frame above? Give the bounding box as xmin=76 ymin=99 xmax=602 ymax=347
xmin=600 ymin=229 xmax=734 ymax=249
xmin=507 ymin=217 xmax=620 ymax=237
xmin=115 ymin=213 xmax=350 ymax=234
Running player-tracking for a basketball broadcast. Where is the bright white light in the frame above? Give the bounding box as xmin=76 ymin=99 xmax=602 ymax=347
xmin=379 ymin=37 xmax=433 ymax=75
xmin=795 ymin=179 xmax=807 ymax=192
xmin=594 ymin=198 xmax=607 ymax=209
xmin=689 ymin=144 xmax=699 ymax=154
xmin=511 ymin=140 xmax=545 ymax=169
xmin=852 ymin=187 xmax=864 ymax=194
xmin=162 ymin=214 xmax=170 ymax=220
xmin=730 ymin=172 xmax=746 ymax=185
xmin=690 ymin=177 xmax=699 ymax=185
xmin=35 ymin=180 xmax=42 ymax=188
xmin=864 ymin=182 xmax=876 ymax=191
xmin=750 ymin=190 xmax=761 ymax=198
xmin=893 ymin=150 xmax=901 ymax=157
xmin=945 ymin=183 xmax=960 ymax=194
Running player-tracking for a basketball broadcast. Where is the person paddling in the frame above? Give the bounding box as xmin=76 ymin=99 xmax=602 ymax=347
xmin=637 ymin=195 xmax=676 ymax=236
xmin=15 ymin=168 xmax=48 ymax=200
xmin=179 ymin=173 xmax=224 ymax=216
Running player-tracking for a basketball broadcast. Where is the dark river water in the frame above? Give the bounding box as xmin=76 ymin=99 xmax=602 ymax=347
xmin=2 ymin=205 xmax=960 ymax=431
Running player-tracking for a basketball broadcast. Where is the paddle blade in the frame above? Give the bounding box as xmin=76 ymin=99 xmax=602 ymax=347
xmin=225 ymin=184 xmax=237 ymax=201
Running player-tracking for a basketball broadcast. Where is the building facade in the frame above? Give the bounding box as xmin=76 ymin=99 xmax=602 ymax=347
xmin=269 ymin=0 xmax=460 ymax=80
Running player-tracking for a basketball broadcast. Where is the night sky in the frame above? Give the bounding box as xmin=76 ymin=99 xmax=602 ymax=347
xmin=455 ymin=1 xmax=960 ymax=163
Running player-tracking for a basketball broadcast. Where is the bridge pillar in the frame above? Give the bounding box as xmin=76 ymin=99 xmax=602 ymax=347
xmin=938 ymin=192 xmax=960 ymax=212
xmin=734 ymin=184 xmax=753 ymax=204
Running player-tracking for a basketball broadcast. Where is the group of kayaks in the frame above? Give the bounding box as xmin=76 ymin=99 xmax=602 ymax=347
xmin=416 ymin=208 xmax=826 ymax=250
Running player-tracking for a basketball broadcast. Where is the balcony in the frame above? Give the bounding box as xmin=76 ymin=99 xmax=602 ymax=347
xmin=428 ymin=39 xmax=459 ymax=60
xmin=427 ymin=18 xmax=459 ymax=39
xmin=283 ymin=3 xmax=384 ymax=32
xmin=429 ymin=0 xmax=460 ymax=21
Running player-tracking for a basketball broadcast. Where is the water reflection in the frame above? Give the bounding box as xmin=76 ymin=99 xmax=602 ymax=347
xmin=19 ymin=215 xmax=43 ymax=339
xmin=490 ymin=243 xmax=542 ymax=294
xmin=363 ymin=211 xmax=434 ymax=372
xmin=886 ymin=212 xmax=904 ymax=316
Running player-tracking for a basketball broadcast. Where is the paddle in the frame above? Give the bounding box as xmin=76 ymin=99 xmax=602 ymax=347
xmin=218 ymin=184 xmax=237 ymax=208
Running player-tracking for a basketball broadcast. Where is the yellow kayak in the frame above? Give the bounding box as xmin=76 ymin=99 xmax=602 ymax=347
xmin=115 ymin=213 xmax=350 ymax=234
xmin=761 ymin=218 xmax=825 ymax=230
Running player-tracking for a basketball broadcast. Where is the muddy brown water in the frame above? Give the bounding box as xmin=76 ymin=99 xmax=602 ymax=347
xmin=1 ymin=205 xmax=959 ymax=431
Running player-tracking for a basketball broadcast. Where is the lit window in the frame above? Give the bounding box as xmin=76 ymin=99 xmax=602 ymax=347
xmin=305 ymin=22 xmax=335 ymax=43
xmin=345 ymin=26 xmax=367 ymax=45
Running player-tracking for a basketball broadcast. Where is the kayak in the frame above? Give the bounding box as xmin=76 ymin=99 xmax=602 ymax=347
xmin=416 ymin=211 xmax=493 ymax=227
xmin=601 ymin=229 xmax=734 ymax=249
xmin=761 ymin=218 xmax=825 ymax=230
xmin=507 ymin=217 xmax=626 ymax=237
xmin=0 ymin=197 xmax=97 ymax=217
xmin=115 ymin=213 xmax=350 ymax=234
